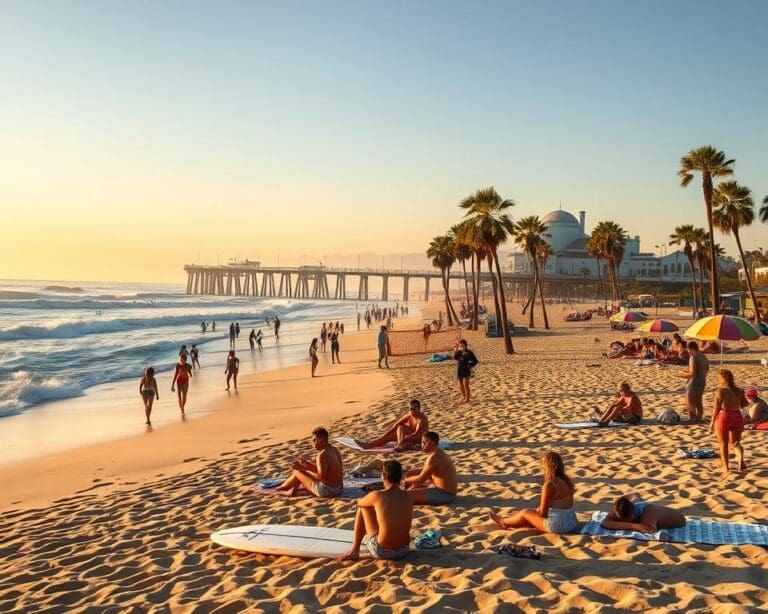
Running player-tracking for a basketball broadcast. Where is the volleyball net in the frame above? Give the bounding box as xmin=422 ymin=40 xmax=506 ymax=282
xmin=386 ymin=326 xmax=463 ymax=356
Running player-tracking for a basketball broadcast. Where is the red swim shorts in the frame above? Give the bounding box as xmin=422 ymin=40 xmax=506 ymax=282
xmin=717 ymin=410 xmax=744 ymax=436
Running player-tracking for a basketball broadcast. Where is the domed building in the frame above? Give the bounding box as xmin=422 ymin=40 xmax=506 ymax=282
xmin=540 ymin=209 xmax=588 ymax=252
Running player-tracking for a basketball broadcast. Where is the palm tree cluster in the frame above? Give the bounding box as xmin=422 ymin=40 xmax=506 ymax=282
xmin=679 ymin=145 xmax=768 ymax=320
xmin=585 ymin=221 xmax=628 ymax=301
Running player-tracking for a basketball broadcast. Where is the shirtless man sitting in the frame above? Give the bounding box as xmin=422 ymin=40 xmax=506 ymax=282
xmin=404 ymin=431 xmax=458 ymax=505
xmin=594 ymin=382 xmax=643 ymax=425
xmin=275 ymin=427 xmax=344 ymax=498
xmin=355 ymin=399 xmax=429 ymax=452
xmin=337 ymin=460 xmax=413 ymax=561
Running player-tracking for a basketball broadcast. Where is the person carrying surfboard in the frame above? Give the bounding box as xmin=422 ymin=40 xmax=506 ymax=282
xmin=337 ymin=460 xmax=412 ymax=562
xmin=274 ymin=427 xmax=344 ymax=498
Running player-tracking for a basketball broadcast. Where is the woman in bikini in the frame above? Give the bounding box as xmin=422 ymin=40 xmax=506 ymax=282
xmin=487 ymin=451 xmax=577 ymax=534
xmin=225 ymin=350 xmax=240 ymax=391
xmin=139 ymin=366 xmax=159 ymax=426
xmin=171 ymin=354 xmax=193 ymax=415
xmin=309 ymin=337 xmax=319 ymax=378
xmin=710 ymin=368 xmax=749 ymax=477
xmin=601 ymin=493 xmax=685 ymax=535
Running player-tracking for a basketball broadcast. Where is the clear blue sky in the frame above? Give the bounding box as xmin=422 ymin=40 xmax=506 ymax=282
xmin=1 ymin=1 xmax=767 ymax=280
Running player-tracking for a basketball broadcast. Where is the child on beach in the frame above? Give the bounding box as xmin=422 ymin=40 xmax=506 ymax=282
xmin=171 ymin=354 xmax=193 ymax=415
xmin=225 ymin=350 xmax=240 ymax=391
xmin=488 ymin=451 xmax=577 ymax=534
xmin=600 ymin=493 xmax=686 ymax=535
xmin=139 ymin=367 xmax=159 ymax=426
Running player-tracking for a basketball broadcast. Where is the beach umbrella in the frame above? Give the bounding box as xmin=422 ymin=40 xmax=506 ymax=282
xmin=684 ymin=315 xmax=759 ymax=342
xmin=610 ymin=311 xmax=646 ymax=323
xmin=636 ymin=319 xmax=679 ymax=333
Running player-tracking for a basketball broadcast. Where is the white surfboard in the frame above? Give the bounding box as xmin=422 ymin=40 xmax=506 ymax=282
xmin=210 ymin=524 xmax=372 ymax=559
xmin=555 ymin=421 xmax=631 ymax=429
xmin=335 ymin=436 xmax=454 ymax=452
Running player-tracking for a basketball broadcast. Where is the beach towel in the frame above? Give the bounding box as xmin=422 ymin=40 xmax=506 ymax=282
xmin=555 ymin=421 xmax=632 ymax=430
xmin=745 ymin=422 xmax=768 ymax=431
xmin=428 ymin=354 xmax=452 ymax=363
xmin=335 ymin=437 xmax=454 ymax=452
xmin=251 ymin=476 xmax=382 ymax=499
xmin=634 ymin=359 xmax=657 ymax=366
xmin=581 ymin=511 xmax=768 ymax=545
xmin=678 ymin=447 xmax=716 ymax=459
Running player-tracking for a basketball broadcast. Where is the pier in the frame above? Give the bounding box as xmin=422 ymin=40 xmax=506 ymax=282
xmin=183 ymin=263 xmax=621 ymax=301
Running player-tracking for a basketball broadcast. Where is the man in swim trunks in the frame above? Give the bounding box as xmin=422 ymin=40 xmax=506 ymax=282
xmin=337 ymin=460 xmax=413 ymax=562
xmin=355 ymin=399 xmax=429 ymax=451
xmin=743 ymin=388 xmax=768 ymax=424
xmin=404 ymin=431 xmax=458 ymax=505
xmin=594 ymin=382 xmax=643 ymax=425
xmin=171 ymin=353 xmax=193 ymax=415
xmin=275 ymin=427 xmax=344 ymax=498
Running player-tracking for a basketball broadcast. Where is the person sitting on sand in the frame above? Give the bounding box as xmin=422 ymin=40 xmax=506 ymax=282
xmin=743 ymin=388 xmax=768 ymax=424
xmin=403 ymin=431 xmax=458 ymax=505
xmin=700 ymin=340 xmax=721 ymax=354
xmin=337 ymin=460 xmax=413 ymax=562
xmin=593 ymin=382 xmax=643 ymax=425
xmin=275 ymin=427 xmax=344 ymax=498
xmin=488 ymin=451 xmax=577 ymax=534
xmin=355 ymin=399 xmax=429 ymax=451
xmin=601 ymin=493 xmax=686 ymax=535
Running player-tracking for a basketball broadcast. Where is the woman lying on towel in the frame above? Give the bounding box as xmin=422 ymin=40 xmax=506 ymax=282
xmin=601 ymin=493 xmax=686 ymax=534
xmin=488 ymin=451 xmax=577 ymax=534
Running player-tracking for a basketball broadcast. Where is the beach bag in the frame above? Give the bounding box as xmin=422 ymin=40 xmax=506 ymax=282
xmin=657 ymin=409 xmax=681 ymax=425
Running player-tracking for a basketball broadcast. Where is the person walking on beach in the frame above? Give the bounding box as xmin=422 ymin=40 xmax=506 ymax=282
xmin=228 ymin=323 xmax=236 ymax=348
xmin=487 ymin=451 xmax=577 ymax=534
xmin=200 ymin=321 xmax=207 ymax=333
xmin=179 ymin=345 xmax=189 ymax=360
xmin=309 ymin=337 xmax=319 ymax=377
xmin=330 ymin=330 xmax=341 ymax=364
xmin=453 ymin=339 xmax=478 ymax=403
xmin=211 ymin=320 xmax=216 ymax=332
xmin=190 ymin=344 xmax=200 ymax=370
xmin=337 ymin=460 xmax=412 ymax=562
xmin=710 ymin=369 xmax=748 ymax=477
xmin=274 ymin=316 xmax=281 ymax=340
xmin=225 ymin=350 xmax=240 ymax=391
xmin=249 ymin=329 xmax=256 ymax=351
xmin=357 ymin=313 xmax=361 ymax=330
xmin=171 ymin=354 xmax=193 ymax=415
xmin=678 ymin=341 xmax=708 ymax=422
xmin=320 ymin=323 xmax=328 ymax=352
xmin=256 ymin=329 xmax=263 ymax=349
xmin=377 ymin=325 xmax=389 ymax=368
xmin=139 ymin=367 xmax=159 ymax=426
xmin=235 ymin=322 xmax=240 ymax=338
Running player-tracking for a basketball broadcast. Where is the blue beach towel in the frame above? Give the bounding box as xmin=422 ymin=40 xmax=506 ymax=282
xmin=581 ymin=511 xmax=768 ymax=545
xmin=428 ymin=354 xmax=452 ymax=363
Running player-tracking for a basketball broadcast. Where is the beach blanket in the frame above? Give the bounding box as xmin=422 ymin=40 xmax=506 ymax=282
xmin=252 ymin=476 xmax=382 ymax=499
xmin=745 ymin=422 xmax=768 ymax=431
xmin=335 ymin=437 xmax=454 ymax=452
xmin=581 ymin=511 xmax=768 ymax=545
xmin=555 ymin=421 xmax=632 ymax=430
xmin=428 ymin=354 xmax=452 ymax=362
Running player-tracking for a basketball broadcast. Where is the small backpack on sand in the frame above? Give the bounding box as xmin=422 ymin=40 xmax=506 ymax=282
xmin=657 ymin=409 xmax=681 ymax=425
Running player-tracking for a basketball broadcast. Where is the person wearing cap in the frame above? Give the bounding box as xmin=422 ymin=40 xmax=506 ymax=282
xmin=743 ymin=388 xmax=768 ymax=424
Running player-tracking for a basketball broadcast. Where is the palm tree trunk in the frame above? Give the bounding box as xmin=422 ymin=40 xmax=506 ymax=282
xmin=535 ymin=259 xmax=550 ymax=329
xmin=445 ymin=266 xmax=460 ymax=324
xmin=733 ymin=230 xmax=761 ymax=322
xmin=613 ymin=259 xmax=622 ymax=301
xmin=492 ymin=250 xmax=514 ymax=353
xmin=461 ymin=259 xmax=472 ymax=324
xmin=685 ymin=254 xmax=697 ymax=314
xmin=521 ymin=259 xmax=536 ymax=315
xmin=528 ymin=261 xmax=537 ymax=329
xmin=487 ymin=257 xmax=502 ymax=332
xmin=697 ymin=258 xmax=706 ymax=314
xmin=473 ymin=252 xmax=482 ymax=331
xmin=703 ymin=174 xmax=720 ymax=314
xmin=440 ymin=268 xmax=453 ymax=326
xmin=605 ymin=258 xmax=617 ymax=301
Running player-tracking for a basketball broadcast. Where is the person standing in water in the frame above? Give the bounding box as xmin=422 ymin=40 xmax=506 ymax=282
xmin=171 ymin=354 xmax=193 ymax=415
xmin=274 ymin=316 xmax=281 ymax=340
xmin=256 ymin=329 xmax=263 ymax=349
xmin=320 ymin=323 xmax=328 ymax=353
xmin=190 ymin=344 xmax=201 ymax=369
xmin=139 ymin=367 xmax=159 ymax=426
xmin=235 ymin=322 xmax=240 ymax=338
xmin=211 ymin=321 xmax=216 ymax=332
xmin=330 ymin=329 xmax=341 ymax=364
xmin=249 ymin=329 xmax=256 ymax=351
xmin=228 ymin=323 xmax=236 ymax=348
xmin=309 ymin=338 xmax=319 ymax=377
xmin=225 ymin=350 xmax=240 ymax=391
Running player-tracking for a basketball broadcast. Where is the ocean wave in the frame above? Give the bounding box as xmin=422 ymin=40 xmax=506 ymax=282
xmin=43 ymin=285 xmax=84 ymax=293
xmin=0 ymin=372 xmax=85 ymax=417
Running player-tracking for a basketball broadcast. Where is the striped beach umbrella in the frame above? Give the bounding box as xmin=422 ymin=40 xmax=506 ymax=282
xmin=636 ymin=319 xmax=679 ymax=333
xmin=610 ymin=311 xmax=646 ymax=323
xmin=684 ymin=315 xmax=759 ymax=342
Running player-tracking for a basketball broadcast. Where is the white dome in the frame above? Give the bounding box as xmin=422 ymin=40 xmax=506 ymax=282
xmin=542 ymin=210 xmax=579 ymax=225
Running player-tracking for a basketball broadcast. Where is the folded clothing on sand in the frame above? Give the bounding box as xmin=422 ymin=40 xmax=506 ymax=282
xmin=252 ymin=476 xmax=382 ymax=499
xmin=581 ymin=511 xmax=768 ymax=545
xmin=428 ymin=354 xmax=452 ymax=362
xmin=678 ymin=447 xmax=716 ymax=459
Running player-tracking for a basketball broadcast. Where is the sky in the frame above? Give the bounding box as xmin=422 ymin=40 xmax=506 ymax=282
xmin=1 ymin=0 xmax=767 ymax=283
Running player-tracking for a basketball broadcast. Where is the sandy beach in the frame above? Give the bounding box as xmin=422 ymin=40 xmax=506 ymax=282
xmin=1 ymin=305 xmax=767 ymax=612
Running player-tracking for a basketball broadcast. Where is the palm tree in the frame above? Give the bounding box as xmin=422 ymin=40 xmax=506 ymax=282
xmin=426 ymin=234 xmax=458 ymax=326
xmin=692 ymin=227 xmax=709 ymax=312
xmin=586 ymin=234 xmax=607 ymax=301
xmin=452 ymin=221 xmax=476 ymax=328
xmin=513 ymin=216 xmax=550 ymax=329
xmin=759 ymin=195 xmax=768 ymax=223
xmin=712 ymin=181 xmax=760 ymax=322
xmin=460 ymin=187 xmax=515 ymax=354
xmin=591 ymin=221 xmax=627 ymax=300
xmin=669 ymin=224 xmax=699 ymax=314
xmin=535 ymin=236 xmax=552 ymax=329
xmin=679 ymin=146 xmax=735 ymax=314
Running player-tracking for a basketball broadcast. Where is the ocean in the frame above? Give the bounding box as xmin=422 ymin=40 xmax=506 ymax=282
xmin=0 ymin=279 xmax=376 ymax=419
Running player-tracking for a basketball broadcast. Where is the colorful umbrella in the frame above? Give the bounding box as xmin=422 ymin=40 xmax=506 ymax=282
xmin=610 ymin=311 xmax=646 ymax=323
xmin=636 ymin=319 xmax=679 ymax=333
xmin=684 ymin=315 xmax=759 ymax=342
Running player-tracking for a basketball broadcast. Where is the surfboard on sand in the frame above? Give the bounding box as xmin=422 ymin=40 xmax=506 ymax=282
xmin=555 ymin=421 xmax=631 ymax=429
xmin=210 ymin=524 xmax=372 ymax=559
xmin=335 ymin=436 xmax=454 ymax=452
